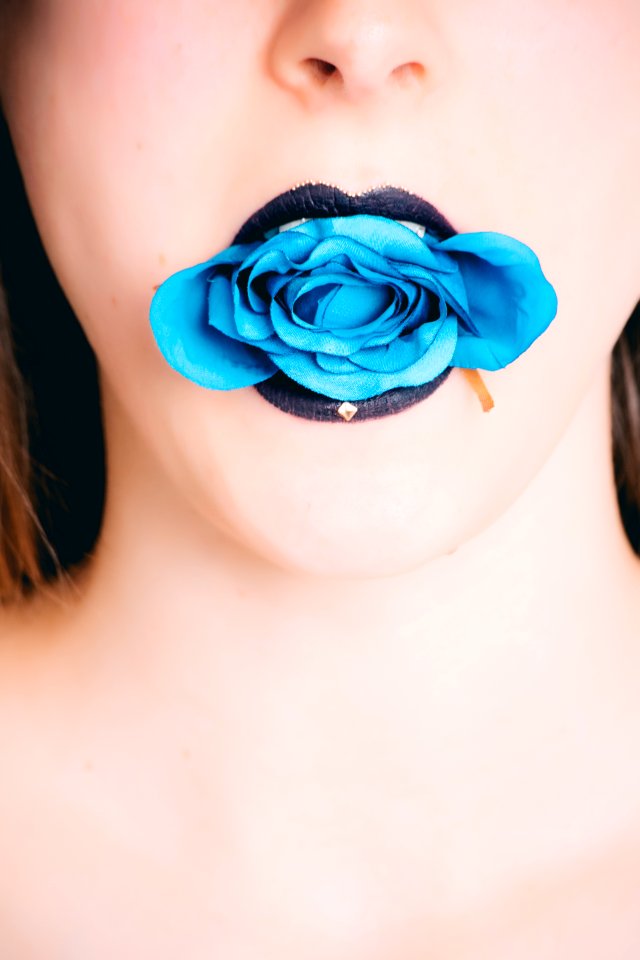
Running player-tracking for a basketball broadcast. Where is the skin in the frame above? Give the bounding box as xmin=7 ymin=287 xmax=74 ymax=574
xmin=1 ymin=0 xmax=640 ymax=956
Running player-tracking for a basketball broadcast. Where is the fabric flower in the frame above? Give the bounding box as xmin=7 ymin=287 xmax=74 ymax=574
xmin=149 ymin=214 xmax=558 ymax=401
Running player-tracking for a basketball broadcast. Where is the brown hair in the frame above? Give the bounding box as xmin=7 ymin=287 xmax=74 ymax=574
xmin=0 ymin=269 xmax=41 ymax=597
xmin=0 ymin=111 xmax=639 ymax=603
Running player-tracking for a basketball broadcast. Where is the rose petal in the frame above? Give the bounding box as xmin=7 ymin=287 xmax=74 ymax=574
xmin=274 ymin=315 xmax=458 ymax=400
xmin=150 ymin=260 xmax=276 ymax=388
xmin=360 ymin=287 xmax=447 ymax=348
xmin=269 ymin=296 xmax=353 ymax=355
xmin=314 ymin=351 xmax=354 ymax=374
xmin=438 ymin=231 xmax=558 ymax=368
xmin=289 ymin=216 xmax=459 ymax=274
xmin=352 ymin=315 xmax=455 ymax=374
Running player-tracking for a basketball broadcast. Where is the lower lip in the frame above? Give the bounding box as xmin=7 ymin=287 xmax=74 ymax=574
xmin=254 ymin=366 xmax=453 ymax=423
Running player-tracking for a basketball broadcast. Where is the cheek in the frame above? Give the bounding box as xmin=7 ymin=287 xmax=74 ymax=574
xmin=2 ymin=0 xmax=270 ymax=369
xmin=447 ymin=0 xmax=640 ymax=333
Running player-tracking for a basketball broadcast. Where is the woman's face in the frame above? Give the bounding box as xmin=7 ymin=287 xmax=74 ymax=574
xmin=1 ymin=0 xmax=639 ymax=577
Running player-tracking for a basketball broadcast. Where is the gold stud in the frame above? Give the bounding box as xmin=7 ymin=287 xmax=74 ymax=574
xmin=337 ymin=401 xmax=358 ymax=421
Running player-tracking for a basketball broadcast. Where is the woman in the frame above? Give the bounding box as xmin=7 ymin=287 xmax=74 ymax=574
xmin=0 ymin=1 xmax=639 ymax=955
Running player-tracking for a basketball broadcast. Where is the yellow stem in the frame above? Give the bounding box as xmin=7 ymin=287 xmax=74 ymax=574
xmin=461 ymin=368 xmax=494 ymax=412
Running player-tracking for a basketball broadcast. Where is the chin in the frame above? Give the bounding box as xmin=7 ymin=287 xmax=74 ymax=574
xmin=217 ymin=479 xmax=462 ymax=581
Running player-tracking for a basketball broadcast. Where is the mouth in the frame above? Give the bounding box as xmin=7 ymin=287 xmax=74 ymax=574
xmin=233 ymin=181 xmax=458 ymax=424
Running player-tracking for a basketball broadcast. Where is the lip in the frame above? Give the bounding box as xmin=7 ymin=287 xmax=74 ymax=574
xmin=231 ymin=181 xmax=458 ymax=245
xmin=255 ymin=366 xmax=454 ymax=423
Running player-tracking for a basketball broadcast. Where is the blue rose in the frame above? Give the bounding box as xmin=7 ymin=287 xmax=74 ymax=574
xmin=149 ymin=215 xmax=558 ymax=401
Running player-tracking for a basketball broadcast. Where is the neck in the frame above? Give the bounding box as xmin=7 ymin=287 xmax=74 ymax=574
xmin=36 ymin=357 xmax=640 ymax=917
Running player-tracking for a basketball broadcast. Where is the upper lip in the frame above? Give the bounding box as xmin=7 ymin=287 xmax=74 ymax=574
xmin=231 ymin=182 xmax=458 ymax=245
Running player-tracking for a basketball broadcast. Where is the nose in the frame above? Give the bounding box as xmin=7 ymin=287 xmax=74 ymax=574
xmin=267 ymin=0 xmax=444 ymax=109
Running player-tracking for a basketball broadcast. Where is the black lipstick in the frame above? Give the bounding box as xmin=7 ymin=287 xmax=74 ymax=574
xmin=254 ymin=366 xmax=454 ymax=422
xmin=232 ymin=181 xmax=457 ymax=246
xmin=233 ymin=182 xmax=458 ymax=423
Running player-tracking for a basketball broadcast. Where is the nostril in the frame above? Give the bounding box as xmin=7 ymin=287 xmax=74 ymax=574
xmin=391 ymin=62 xmax=427 ymax=85
xmin=306 ymin=58 xmax=338 ymax=82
